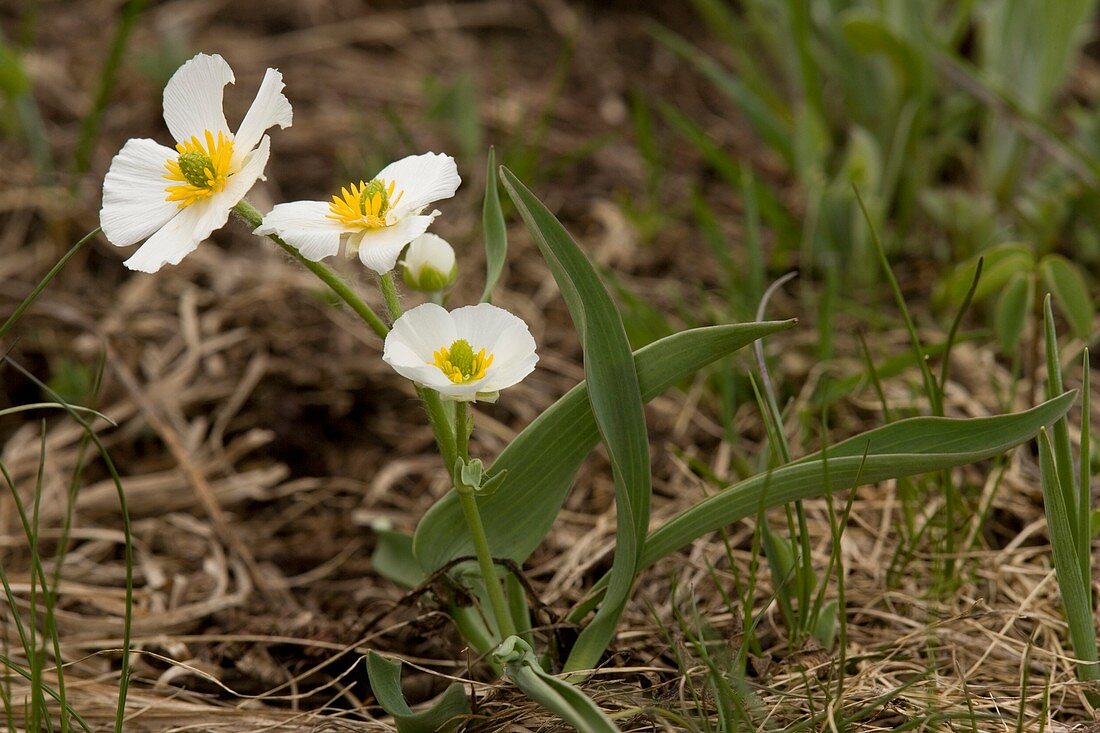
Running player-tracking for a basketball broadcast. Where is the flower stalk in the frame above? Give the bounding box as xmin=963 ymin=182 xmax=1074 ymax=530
xmin=380 ymin=274 xmax=515 ymax=643
xmin=454 ymin=401 xmax=516 ymax=642
xmin=233 ymin=200 xmax=389 ymax=339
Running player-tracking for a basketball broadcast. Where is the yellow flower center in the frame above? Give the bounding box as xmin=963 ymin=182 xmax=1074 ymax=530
xmin=326 ymin=178 xmax=404 ymax=229
xmin=163 ymin=130 xmax=235 ymax=208
xmin=432 ymin=339 xmax=493 ymax=384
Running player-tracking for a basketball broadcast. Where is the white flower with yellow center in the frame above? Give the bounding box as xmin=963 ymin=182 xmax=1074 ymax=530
xmin=383 ymin=303 xmax=537 ymax=402
xmin=99 ymin=53 xmax=293 ymax=273
xmin=254 ymin=152 xmax=460 ymax=274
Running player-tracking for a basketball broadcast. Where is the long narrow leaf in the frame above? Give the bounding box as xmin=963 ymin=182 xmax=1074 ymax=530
xmin=569 ymin=394 xmax=1074 ymax=621
xmin=365 ymin=652 xmax=469 ymax=733
xmin=480 ymin=147 xmax=508 ymax=303
xmin=413 ymin=321 xmax=793 ymax=571
xmin=1043 ymin=296 xmax=1084 ymax=580
xmin=1038 ymin=429 xmax=1099 ymax=682
xmin=499 ymin=167 xmax=650 ymax=673
xmin=495 ymin=637 xmax=620 ymax=733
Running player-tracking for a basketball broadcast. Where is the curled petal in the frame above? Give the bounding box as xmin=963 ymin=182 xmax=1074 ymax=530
xmin=233 ymin=67 xmax=293 ymax=167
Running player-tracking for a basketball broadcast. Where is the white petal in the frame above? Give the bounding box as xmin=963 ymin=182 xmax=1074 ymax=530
xmin=163 ymin=53 xmax=234 ymax=143
xmin=376 ymin=153 xmax=460 ymax=218
xmin=232 ymin=68 xmax=293 ymax=168
xmin=451 ymin=303 xmax=532 ymax=354
xmin=384 ymin=303 xmax=457 ymax=363
xmin=100 ymin=138 xmax=181 ymax=247
xmin=384 ymin=345 xmax=457 ymax=390
xmin=255 ymin=200 xmax=344 ymax=260
xmin=482 ymin=351 xmax=538 ymax=392
xmin=123 ymin=197 xmax=227 ymax=273
xmin=356 ymin=214 xmax=434 ymax=273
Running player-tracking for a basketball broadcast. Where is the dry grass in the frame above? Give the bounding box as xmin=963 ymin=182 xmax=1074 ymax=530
xmin=1 ymin=0 xmax=1099 ymax=730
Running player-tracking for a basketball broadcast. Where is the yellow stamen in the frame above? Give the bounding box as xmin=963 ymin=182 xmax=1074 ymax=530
xmin=431 ymin=339 xmax=494 ymax=384
xmin=326 ymin=178 xmax=404 ymax=229
xmin=163 ymin=130 xmax=235 ymax=209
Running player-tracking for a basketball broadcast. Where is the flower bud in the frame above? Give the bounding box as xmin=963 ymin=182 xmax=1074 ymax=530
xmin=402 ymin=233 xmax=457 ymax=293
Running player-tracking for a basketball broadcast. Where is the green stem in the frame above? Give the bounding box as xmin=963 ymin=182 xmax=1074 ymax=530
xmin=232 ymin=200 xmax=389 ymax=339
xmin=379 ymin=271 xmax=403 ymax=320
xmin=421 ymin=387 xmax=458 ymax=473
xmin=454 ymin=402 xmax=516 ymax=642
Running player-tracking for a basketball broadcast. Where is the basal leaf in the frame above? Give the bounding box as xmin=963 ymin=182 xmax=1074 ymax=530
xmin=994 ymin=271 xmax=1032 ymax=352
xmin=495 ymin=637 xmax=620 ymax=733
xmin=366 ymin=652 xmax=469 ymax=733
xmin=569 ymin=394 xmax=1074 ymax=621
xmin=370 ymin=527 xmax=424 ymax=590
xmin=500 ymin=167 xmax=650 ymax=673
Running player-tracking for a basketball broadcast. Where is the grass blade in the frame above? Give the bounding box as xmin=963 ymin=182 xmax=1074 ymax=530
xmin=70 ymin=0 xmax=147 ymax=177
xmin=0 ymin=229 xmax=98 ymax=342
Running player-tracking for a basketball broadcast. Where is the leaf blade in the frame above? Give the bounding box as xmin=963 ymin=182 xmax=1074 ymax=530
xmin=366 ymin=652 xmax=469 ymax=733
xmin=480 ymin=147 xmax=508 ymax=303
xmin=568 ymin=394 xmax=1075 ymax=620
xmin=499 ymin=167 xmax=650 ymax=673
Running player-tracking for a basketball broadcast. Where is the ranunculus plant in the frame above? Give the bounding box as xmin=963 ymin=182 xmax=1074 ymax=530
xmin=95 ymin=54 xmax=1078 ymax=732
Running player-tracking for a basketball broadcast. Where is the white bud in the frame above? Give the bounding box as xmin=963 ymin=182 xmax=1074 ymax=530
xmin=402 ymin=233 xmax=457 ymax=292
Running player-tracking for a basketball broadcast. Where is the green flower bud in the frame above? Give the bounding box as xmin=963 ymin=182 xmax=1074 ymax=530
xmin=402 ymin=233 xmax=457 ymax=293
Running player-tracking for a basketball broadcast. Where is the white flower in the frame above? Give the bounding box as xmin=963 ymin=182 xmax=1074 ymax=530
xmin=402 ymin=233 xmax=457 ymax=292
xmin=254 ymin=152 xmax=460 ymax=274
xmin=99 ymin=53 xmax=293 ymax=273
xmin=383 ymin=303 xmax=537 ymax=402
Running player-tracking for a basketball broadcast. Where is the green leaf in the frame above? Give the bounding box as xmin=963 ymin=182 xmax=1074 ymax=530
xmin=812 ymin=599 xmax=838 ymax=649
xmin=370 ymin=527 xmax=425 ymax=590
xmin=1043 ymin=297 xmax=1090 ymax=596
xmin=366 ymin=652 xmax=469 ymax=733
xmin=480 ymin=147 xmax=508 ymax=303
xmin=761 ymin=523 xmax=796 ymax=629
xmin=1038 ymin=429 xmax=1100 ymax=682
xmin=1040 ymin=254 xmax=1094 ymax=340
xmin=569 ymin=394 xmax=1075 ymax=621
xmin=935 ymin=243 xmax=1034 ymax=308
xmin=412 ymin=319 xmax=795 ymax=571
xmin=494 ymin=637 xmax=620 ymax=733
xmin=994 ymin=271 xmax=1033 ymax=352
xmin=499 ymin=167 xmax=650 ymax=673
